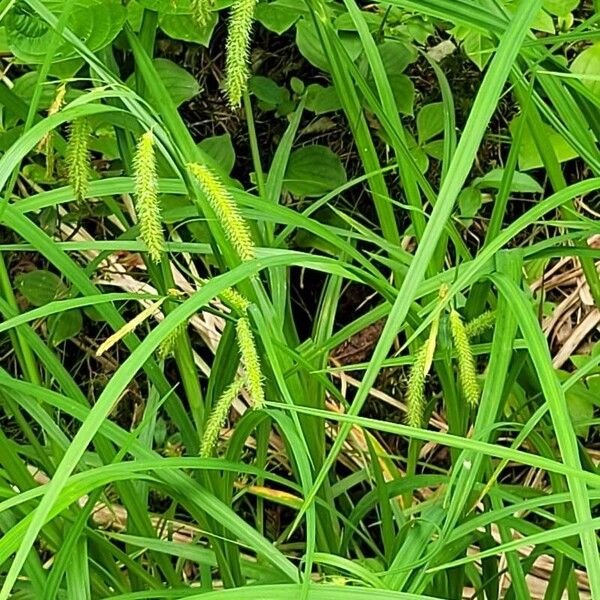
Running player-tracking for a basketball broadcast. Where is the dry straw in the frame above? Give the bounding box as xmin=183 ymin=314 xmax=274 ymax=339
xmin=134 ymin=130 xmax=165 ymax=263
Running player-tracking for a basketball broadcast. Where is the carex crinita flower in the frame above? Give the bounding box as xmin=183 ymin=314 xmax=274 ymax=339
xmin=405 ymin=319 xmax=439 ymax=428
xmin=66 ymin=117 xmax=91 ymax=202
xmin=465 ymin=310 xmax=496 ymax=339
xmin=191 ymin=0 xmax=214 ymax=27
xmin=236 ymin=316 xmax=265 ymax=409
xmin=134 ymin=130 xmax=165 ymax=263
xmin=40 ymin=83 xmax=67 ymax=177
xmin=157 ymin=320 xmax=187 ymax=360
xmin=200 ymin=377 xmax=245 ymax=457
xmin=406 ymin=343 xmax=428 ymax=428
xmin=224 ymin=0 xmax=256 ymax=107
xmin=221 ymin=286 xmax=251 ymax=314
xmin=450 ymin=309 xmax=480 ymax=406
xmin=187 ymin=162 xmax=255 ymax=261
xmin=200 ymin=277 xmax=251 ymax=315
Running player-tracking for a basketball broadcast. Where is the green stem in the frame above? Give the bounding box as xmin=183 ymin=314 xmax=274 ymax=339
xmin=160 ymin=260 xmax=206 ymax=438
xmin=243 ymin=91 xmax=267 ymax=236
xmin=0 ymin=256 xmax=40 ymax=384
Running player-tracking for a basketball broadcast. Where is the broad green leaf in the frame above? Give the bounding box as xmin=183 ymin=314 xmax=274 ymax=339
xmin=532 ymin=9 xmax=555 ymax=33
xmin=374 ymin=41 xmax=416 ymax=115
xmin=48 ymin=309 xmax=83 ymax=346
xmin=198 ymin=134 xmax=236 ymax=175
xmin=296 ymin=18 xmax=361 ymax=72
xmin=22 ymin=163 xmax=57 ymax=185
xmin=127 ymin=59 xmax=201 ymax=107
xmin=417 ymin=102 xmax=445 ymax=144
xmin=255 ymin=0 xmax=304 ymax=34
xmin=505 ymin=2 xmax=555 ymax=33
xmin=423 ymin=139 xmax=445 ymax=160
xmin=571 ymin=43 xmax=600 ymax=98
xmin=565 ymin=381 xmax=594 ymax=437
xmin=463 ymin=31 xmax=494 ymax=70
xmin=15 ymin=270 xmax=68 ymax=306
xmin=296 ymin=18 xmax=330 ymax=71
xmin=458 ymin=186 xmax=482 ymax=219
xmin=283 ymin=145 xmax=347 ymax=197
xmin=376 ymin=40 xmax=417 ymax=75
xmin=406 ymin=133 xmax=429 ymax=173
xmin=127 ymin=0 xmax=144 ymax=31
xmin=159 ymin=11 xmax=218 ymax=46
xmin=388 ymin=73 xmax=414 ymax=116
xmin=12 ymin=72 xmax=60 ymax=111
xmin=249 ymin=75 xmax=288 ymax=105
xmin=305 ymin=84 xmax=342 ymax=114
xmin=135 ymin=0 xmax=191 ymax=13
xmin=510 ymin=114 xmax=579 ymax=170
xmin=6 ymin=0 xmax=126 ymax=63
xmin=543 ymin=0 xmax=579 ymax=16
xmin=335 ymin=11 xmax=383 ymax=33
xmin=473 ymin=168 xmax=543 ymax=193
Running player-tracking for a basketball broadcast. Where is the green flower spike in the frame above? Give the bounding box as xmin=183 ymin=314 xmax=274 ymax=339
xmin=236 ymin=316 xmax=265 ymax=410
xmin=406 ymin=344 xmax=428 ymax=428
xmin=188 ymin=162 xmax=255 ymax=262
xmin=134 ymin=130 xmax=166 ymax=264
xmin=200 ymin=377 xmax=245 ymax=457
xmin=450 ymin=309 xmax=480 ymax=406
xmin=224 ymin=0 xmax=256 ymax=107
xmin=465 ymin=310 xmax=496 ymax=338
xmin=191 ymin=0 xmax=214 ymax=28
xmin=66 ymin=117 xmax=91 ymax=203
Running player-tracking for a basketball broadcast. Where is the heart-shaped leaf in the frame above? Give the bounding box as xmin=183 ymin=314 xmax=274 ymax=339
xmin=284 ymin=145 xmax=347 ymax=197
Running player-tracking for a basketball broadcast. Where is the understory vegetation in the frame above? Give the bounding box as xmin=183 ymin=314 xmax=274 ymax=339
xmin=1 ymin=0 xmax=600 ymax=598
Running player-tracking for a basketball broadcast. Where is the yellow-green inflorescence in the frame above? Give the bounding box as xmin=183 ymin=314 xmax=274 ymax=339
xmin=200 ymin=377 xmax=245 ymax=457
xmin=224 ymin=0 xmax=256 ymax=107
xmin=187 ymin=162 xmax=255 ymax=261
xmin=236 ymin=315 xmax=265 ymax=410
xmin=43 ymin=83 xmax=67 ymax=178
xmin=406 ymin=344 xmax=428 ymax=428
xmin=465 ymin=310 xmax=496 ymax=339
xmin=450 ymin=309 xmax=480 ymax=406
xmin=134 ymin=130 xmax=166 ymax=263
xmin=221 ymin=286 xmax=251 ymax=313
xmin=191 ymin=0 xmax=214 ymax=28
xmin=157 ymin=321 xmax=187 ymax=361
xmin=66 ymin=117 xmax=92 ymax=203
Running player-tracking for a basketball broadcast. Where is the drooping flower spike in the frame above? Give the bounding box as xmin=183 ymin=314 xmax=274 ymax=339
xmin=187 ymin=162 xmax=255 ymax=262
xmin=224 ymin=0 xmax=256 ymax=107
xmin=200 ymin=377 xmax=246 ymax=457
xmin=134 ymin=130 xmax=166 ymax=263
xmin=66 ymin=117 xmax=91 ymax=203
xmin=450 ymin=309 xmax=480 ymax=406
xmin=236 ymin=316 xmax=265 ymax=410
xmin=191 ymin=0 xmax=214 ymax=28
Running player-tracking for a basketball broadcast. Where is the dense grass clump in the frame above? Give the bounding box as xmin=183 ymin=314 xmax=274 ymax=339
xmin=0 ymin=1 xmax=599 ymax=599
